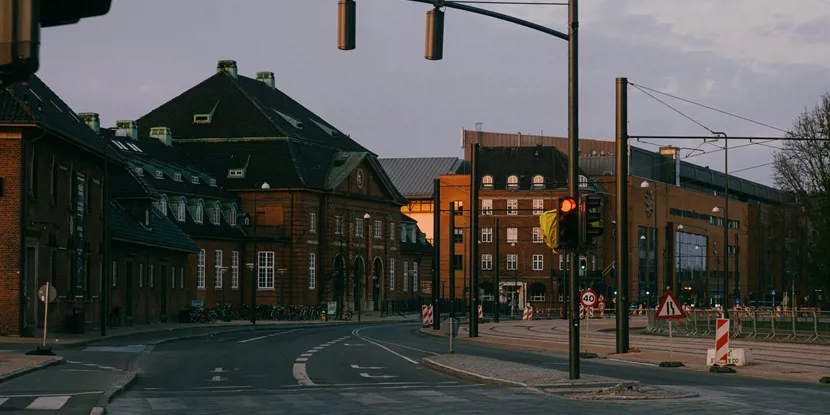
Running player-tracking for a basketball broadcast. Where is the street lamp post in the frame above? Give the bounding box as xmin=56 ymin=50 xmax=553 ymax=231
xmin=712 ymin=131 xmax=731 ymax=309
xmin=640 ymin=180 xmax=658 ymax=304
xmin=251 ymin=181 xmax=270 ymax=325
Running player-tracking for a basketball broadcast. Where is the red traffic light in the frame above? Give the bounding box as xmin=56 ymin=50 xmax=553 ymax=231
xmin=559 ymin=198 xmax=576 ymax=213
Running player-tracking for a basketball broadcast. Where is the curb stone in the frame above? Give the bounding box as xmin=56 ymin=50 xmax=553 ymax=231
xmin=421 ymin=357 xmax=528 ymax=388
xmin=0 ymin=356 xmax=64 ymax=384
xmin=89 ymin=371 xmax=137 ymax=415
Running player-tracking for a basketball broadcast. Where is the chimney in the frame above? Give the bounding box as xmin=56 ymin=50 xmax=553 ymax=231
xmin=659 ymin=145 xmax=680 ymax=186
xmin=256 ymin=72 xmax=275 ymax=89
xmin=115 ymin=120 xmax=138 ymax=139
xmin=149 ymin=126 xmax=173 ymax=146
xmin=216 ymin=60 xmax=238 ymax=78
xmin=78 ymin=112 xmax=100 ymax=134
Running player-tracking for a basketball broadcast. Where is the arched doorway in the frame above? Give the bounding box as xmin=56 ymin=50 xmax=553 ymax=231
xmin=353 ymin=256 xmax=365 ymax=312
xmin=372 ymin=257 xmax=383 ymax=311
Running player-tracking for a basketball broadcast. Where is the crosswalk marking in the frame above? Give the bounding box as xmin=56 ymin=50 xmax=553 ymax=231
xmin=25 ymin=396 xmax=70 ymax=410
xmin=0 ymin=398 xmax=7 ymax=406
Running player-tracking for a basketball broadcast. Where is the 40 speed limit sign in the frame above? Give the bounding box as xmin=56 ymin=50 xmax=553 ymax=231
xmin=580 ymin=289 xmax=597 ymax=308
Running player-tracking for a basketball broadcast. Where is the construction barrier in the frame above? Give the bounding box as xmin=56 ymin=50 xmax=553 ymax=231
xmin=522 ymin=306 xmax=533 ymax=320
xmin=715 ymin=318 xmax=730 ymax=364
xmin=421 ymin=305 xmax=433 ymax=326
xmin=477 ymin=305 xmax=483 ymax=320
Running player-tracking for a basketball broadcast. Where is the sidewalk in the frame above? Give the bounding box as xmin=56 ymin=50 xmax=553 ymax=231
xmin=422 ymin=317 xmax=830 ymax=384
xmin=0 ymin=353 xmax=63 ymax=383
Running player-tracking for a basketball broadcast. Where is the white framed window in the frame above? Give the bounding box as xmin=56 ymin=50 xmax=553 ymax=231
xmin=172 ymin=266 xmax=176 ymax=289
xmin=229 ymin=207 xmax=237 ymax=226
xmin=258 ymin=251 xmax=275 ymax=289
xmin=481 ymin=199 xmax=493 ymax=215
xmin=533 ymin=199 xmax=544 ymax=215
xmin=507 ymin=175 xmax=519 ymax=189
xmin=532 ymin=254 xmax=544 ymax=271
xmin=195 ymin=202 xmax=204 ymax=224
xmin=374 ymin=220 xmax=382 ymax=238
xmin=389 ymin=258 xmax=395 ymax=291
xmin=334 ymin=216 xmax=343 ymax=235
xmin=533 ymin=227 xmax=542 ymax=243
xmin=149 ymin=264 xmax=154 ymax=288
xmin=178 ymin=198 xmax=186 ymax=222
xmin=507 ymin=199 xmax=518 ymax=215
xmin=231 ymin=251 xmax=239 ymax=288
xmin=180 ymin=267 xmax=184 ymax=289
xmin=403 ymin=262 xmax=409 ymax=292
xmin=413 ymin=262 xmax=419 ymax=294
xmin=507 ymin=254 xmax=517 ymax=270
xmin=197 ymin=249 xmax=205 ymax=289
xmin=158 ymin=196 xmax=167 ymax=216
xmin=213 ymin=203 xmax=221 ymax=225
xmin=559 ymin=255 xmax=570 ymax=270
xmin=507 ymin=228 xmax=518 ymax=243
xmin=579 ymin=174 xmax=589 ymax=188
xmin=309 ymin=213 xmax=316 ymax=233
xmin=355 ymin=218 xmax=364 ymax=237
xmin=532 ymin=175 xmax=545 ymax=189
xmin=215 ymin=249 xmax=223 ymax=288
xmin=482 ymin=175 xmax=494 ymax=189
xmin=481 ymin=228 xmax=493 ymax=243
xmin=112 ymin=261 xmax=117 ymax=287
xmin=390 ymin=222 xmax=395 ymax=240
xmin=309 ymin=253 xmax=316 ymax=289
xmin=139 ymin=263 xmax=144 ymax=288
xmin=481 ymin=254 xmax=493 ymax=270
xmin=531 ymin=291 xmax=546 ymax=302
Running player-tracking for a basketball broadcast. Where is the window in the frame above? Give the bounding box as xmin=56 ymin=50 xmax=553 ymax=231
xmin=481 ymin=199 xmax=493 ymax=215
xmin=403 ymin=262 xmax=409 ymax=292
xmin=578 ymin=174 xmax=589 ymax=188
xmin=232 ymin=251 xmax=239 ymax=288
xmin=309 ymin=253 xmax=316 ymax=289
xmin=482 ymin=175 xmax=494 ymax=189
xmin=154 ymin=170 xmax=163 ymax=179
xmin=507 ymin=254 xmax=517 ymax=270
xmin=532 ymin=175 xmax=544 ymax=189
xmin=401 ymin=226 xmax=406 ymax=243
xmin=373 ymin=220 xmax=382 ymax=238
xmin=389 ymin=222 xmax=395 ymax=240
xmin=172 ymin=266 xmax=176 ymax=289
xmin=507 ymin=228 xmax=517 ymax=243
xmin=213 ymin=202 xmax=222 ymax=225
xmin=413 ymin=262 xmax=419 ymax=294
xmin=309 ymin=213 xmax=316 ymax=233
xmin=531 ymin=291 xmax=546 ymax=302
xmin=481 ymin=228 xmax=493 ymax=243
xmin=111 ymin=261 xmax=117 ymax=287
xmin=453 ymin=201 xmax=464 ymax=215
xmin=559 ymin=255 xmax=570 ymax=270
xmin=191 ymin=176 xmax=200 ymax=184
xmin=355 ymin=218 xmax=364 ymax=237
xmin=258 ymin=251 xmax=275 ymax=289
xmin=389 ymin=258 xmax=395 ymax=291
xmin=230 ymin=207 xmax=237 ymax=226
xmin=195 ymin=202 xmax=204 ymax=224
xmin=159 ymin=196 xmax=168 ymax=216
xmin=180 ymin=267 xmax=184 ymax=289
xmin=139 ymin=264 xmax=144 ymax=288
xmin=135 ymin=167 xmax=143 ymax=176
xmin=197 ymin=249 xmax=206 ymax=289
xmin=335 ymin=216 xmax=343 ymax=235
xmin=174 ymin=173 xmax=182 ymax=182
xmin=533 ymin=227 xmax=542 ymax=243
xmin=453 ymin=228 xmax=463 ymax=244
xmin=507 ymin=175 xmax=519 ymax=189
xmin=533 ymin=254 xmax=544 ymax=271
xmin=215 ymin=250 xmax=223 ymax=288
xmin=533 ymin=199 xmax=544 ymax=215
xmin=149 ymin=264 xmax=155 ymax=288
xmin=481 ymin=254 xmax=493 ymax=270
xmin=178 ymin=198 xmax=186 ymax=222
xmin=507 ymin=199 xmax=518 ymax=215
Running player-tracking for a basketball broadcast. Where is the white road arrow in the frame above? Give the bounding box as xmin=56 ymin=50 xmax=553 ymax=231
xmin=351 ymin=365 xmax=385 ymax=370
xmin=359 ymin=373 xmax=398 ymax=379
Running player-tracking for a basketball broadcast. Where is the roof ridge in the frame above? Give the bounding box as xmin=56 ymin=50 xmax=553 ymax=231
xmin=225 ymin=72 xmax=290 ymax=139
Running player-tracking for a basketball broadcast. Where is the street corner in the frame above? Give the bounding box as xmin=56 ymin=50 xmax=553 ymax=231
xmin=0 ymin=354 xmax=64 ymax=383
xmin=562 ymin=383 xmax=700 ymax=401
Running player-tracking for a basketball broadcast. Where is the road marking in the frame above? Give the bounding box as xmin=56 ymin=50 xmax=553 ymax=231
xmin=209 ymin=376 xmax=226 ymax=382
xmin=306 ymin=350 xmax=319 ymax=353
xmin=295 ymin=357 xmax=308 ymax=362
xmin=313 ymin=346 xmax=325 ymax=350
xmin=605 ymin=358 xmax=659 ymax=367
xmin=0 ymin=398 xmax=7 ymax=405
xmin=300 ymin=353 xmax=313 ymax=357
xmin=344 ymin=343 xmax=365 ymax=347
xmin=25 ymin=396 xmax=70 ymax=410
xmin=0 ymin=391 xmax=102 ymax=398
xmin=211 ymin=367 xmax=227 ymax=373
xmin=352 ymin=328 xmax=419 ymax=365
xmin=293 ymin=363 xmax=314 ymax=385
xmin=359 ymin=372 xmax=398 ymax=379
xmin=237 ymin=329 xmax=302 ymax=343
xmin=370 ymin=339 xmax=439 ymax=355
xmin=350 ymin=365 xmax=384 ymax=370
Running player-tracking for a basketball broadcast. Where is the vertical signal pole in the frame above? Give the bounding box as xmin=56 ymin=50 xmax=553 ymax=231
xmin=494 ymin=218 xmax=500 ymax=323
xmin=470 ymin=143 xmax=480 ymax=337
xmin=449 ymin=202 xmax=456 ymax=321
xmin=615 ymin=77 xmax=630 ymax=354
xmin=567 ymin=0 xmax=581 ymax=380
xmin=432 ymin=179 xmax=441 ymax=330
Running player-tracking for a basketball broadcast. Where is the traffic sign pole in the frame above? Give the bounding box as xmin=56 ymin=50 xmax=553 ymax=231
xmin=654 ymin=287 xmax=685 ymax=367
xmin=580 ymin=289 xmax=597 ymax=357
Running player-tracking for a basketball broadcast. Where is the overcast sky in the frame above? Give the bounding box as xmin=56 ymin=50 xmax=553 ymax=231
xmin=36 ymin=0 xmax=829 ymax=186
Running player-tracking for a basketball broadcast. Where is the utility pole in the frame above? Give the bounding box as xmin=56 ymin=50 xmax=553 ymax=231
xmin=432 ymin=178 xmax=441 ymax=330
xmin=494 ymin=218 xmax=500 ymax=323
xmin=567 ymin=0 xmax=580 ymax=380
xmin=449 ymin=202 xmax=456 ymax=321
xmin=615 ymin=77 xmax=630 ymax=354
xmin=470 ymin=143 xmax=480 ymax=337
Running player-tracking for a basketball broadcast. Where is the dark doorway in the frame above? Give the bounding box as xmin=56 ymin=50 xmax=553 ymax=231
xmin=125 ymin=262 xmax=134 ymax=321
xmin=353 ymin=257 xmax=364 ymax=311
xmin=160 ymin=265 xmax=168 ymax=321
xmin=25 ymin=243 xmax=38 ymax=333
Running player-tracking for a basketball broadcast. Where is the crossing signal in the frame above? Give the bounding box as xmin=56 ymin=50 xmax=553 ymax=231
xmin=556 ymin=197 xmax=579 ymax=250
xmin=582 ymin=195 xmax=604 ymax=246
xmin=579 ymin=257 xmax=587 ymax=271
xmin=337 ymin=0 xmax=356 ymax=51
xmin=425 ymin=6 xmax=444 ymax=60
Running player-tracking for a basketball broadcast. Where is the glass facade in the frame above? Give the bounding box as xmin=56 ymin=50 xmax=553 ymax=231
xmin=637 ymin=226 xmax=657 ymax=306
xmin=675 ymin=231 xmax=708 ymax=306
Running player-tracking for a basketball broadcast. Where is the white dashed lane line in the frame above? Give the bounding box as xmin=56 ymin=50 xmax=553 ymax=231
xmin=237 ymin=328 xmax=302 ymax=343
xmin=292 ymin=335 xmax=351 ymax=386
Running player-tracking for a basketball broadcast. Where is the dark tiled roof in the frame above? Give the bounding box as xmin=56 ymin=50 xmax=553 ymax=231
xmin=157 ymin=195 xmax=248 ymax=241
xmin=110 ymin=201 xmax=200 ymax=253
xmin=478 ymin=146 xmax=598 ymax=191
xmin=0 ymin=75 xmax=112 ymax=158
xmin=379 ymin=157 xmax=464 ymax=199
xmin=134 ymin=71 xmax=369 ymax=153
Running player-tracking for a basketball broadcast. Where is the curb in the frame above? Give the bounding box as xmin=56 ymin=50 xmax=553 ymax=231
xmin=89 ymin=371 xmax=137 ymax=415
xmin=421 ymin=357 xmax=528 ymax=388
xmin=0 ymin=356 xmax=64 ymax=384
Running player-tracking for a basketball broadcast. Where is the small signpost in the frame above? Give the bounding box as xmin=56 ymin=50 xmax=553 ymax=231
xmin=27 ymin=283 xmax=57 ymax=356
xmin=579 ymin=289 xmax=598 ymax=358
xmin=654 ymin=287 xmax=685 ymax=367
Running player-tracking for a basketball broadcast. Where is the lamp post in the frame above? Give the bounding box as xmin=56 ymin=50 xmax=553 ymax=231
xmin=251 ymin=181 xmax=270 ymax=325
xmin=640 ymin=180 xmax=659 ymax=303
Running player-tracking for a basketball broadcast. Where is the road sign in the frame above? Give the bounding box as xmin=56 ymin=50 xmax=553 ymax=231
xmin=580 ymin=289 xmax=597 ymax=308
xmin=38 ymin=284 xmax=57 ymax=303
xmin=654 ymin=290 xmax=686 ymax=320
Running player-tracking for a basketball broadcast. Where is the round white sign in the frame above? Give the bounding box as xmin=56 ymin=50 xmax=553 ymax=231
xmin=580 ymin=289 xmax=597 ymax=308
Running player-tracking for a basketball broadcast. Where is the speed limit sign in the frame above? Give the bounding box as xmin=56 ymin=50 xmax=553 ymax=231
xmin=580 ymin=289 xmax=597 ymax=308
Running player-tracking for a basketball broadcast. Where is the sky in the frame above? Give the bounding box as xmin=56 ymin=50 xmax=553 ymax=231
xmin=36 ymin=0 xmax=830 ymax=187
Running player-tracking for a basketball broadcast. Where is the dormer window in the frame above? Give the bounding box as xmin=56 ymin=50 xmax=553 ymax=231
xmin=177 ymin=197 xmax=186 ymax=222
xmin=210 ymin=178 xmax=217 ymax=187
xmin=532 ymin=175 xmax=545 ymax=189
xmin=135 ymin=167 xmax=143 ymax=176
xmin=158 ymin=196 xmax=168 ymax=216
xmin=507 ymin=175 xmax=519 ymax=190
xmin=578 ymin=175 xmax=589 ymax=188
xmin=155 ymin=171 xmax=163 ymax=179
xmin=482 ymin=175 xmax=494 ymax=189
xmin=213 ymin=202 xmax=221 ymax=225
xmin=191 ymin=176 xmax=200 ymax=184
xmin=195 ymin=202 xmax=204 ymax=224
xmin=230 ymin=206 xmax=237 ymax=227
xmin=228 ymin=169 xmax=245 ymax=179
xmin=174 ymin=173 xmax=182 ymax=182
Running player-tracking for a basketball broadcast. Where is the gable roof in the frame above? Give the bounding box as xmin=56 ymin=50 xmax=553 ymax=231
xmin=110 ymin=200 xmax=200 ymax=253
xmin=379 ymin=157 xmax=464 ymax=199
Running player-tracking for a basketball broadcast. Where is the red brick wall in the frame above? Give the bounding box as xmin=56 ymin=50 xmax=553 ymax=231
xmin=0 ymin=133 xmax=23 ymax=335
xmin=187 ymin=239 xmax=247 ymax=308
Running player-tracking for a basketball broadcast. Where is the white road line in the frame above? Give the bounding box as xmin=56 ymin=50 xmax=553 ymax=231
xmin=209 ymin=376 xmax=226 ymax=382
xmin=352 ymin=328 xmax=419 ymax=365
xmin=370 ymin=339 xmax=439 ymax=355
xmin=293 ymin=363 xmax=314 ymax=385
xmin=300 ymin=353 xmax=313 ymax=357
xmin=0 ymin=391 xmax=102 ymax=399
xmin=25 ymin=396 xmax=70 ymax=410
xmin=605 ymin=358 xmax=658 ymax=367
xmin=359 ymin=373 xmax=398 ymax=379
xmin=313 ymin=346 xmax=325 ymax=350
xmin=350 ymin=365 xmax=384 ymax=370
xmin=237 ymin=329 xmax=302 ymax=343
xmin=295 ymin=357 xmax=308 ymax=362
xmin=0 ymin=398 xmax=7 ymax=406
xmin=306 ymin=350 xmax=319 ymax=353
xmin=211 ymin=367 xmax=227 ymax=373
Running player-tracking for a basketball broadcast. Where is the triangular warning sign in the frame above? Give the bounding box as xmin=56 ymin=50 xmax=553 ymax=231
xmin=654 ymin=290 xmax=686 ymax=320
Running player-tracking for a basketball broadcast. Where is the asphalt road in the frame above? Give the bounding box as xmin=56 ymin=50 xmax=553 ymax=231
xmin=101 ymin=322 xmax=830 ymax=414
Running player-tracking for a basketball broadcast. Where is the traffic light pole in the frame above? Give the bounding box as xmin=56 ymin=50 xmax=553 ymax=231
xmin=432 ymin=178 xmax=441 ymax=330
xmin=567 ymin=0 xmax=580 ymax=380
xmin=449 ymin=202 xmax=456 ymax=322
xmin=469 ymin=143 xmax=480 ymax=337
xmin=615 ymin=77 xmax=630 ymax=354
xmin=494 ymin=218 xmax=500 ymax=323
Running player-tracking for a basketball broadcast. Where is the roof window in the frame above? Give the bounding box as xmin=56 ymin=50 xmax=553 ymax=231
xmin=193 ymin=101 xmax=219 ymax=124
xmin=272 ymin=109 xmax=303 ymax=129
xmin=228 ymin=169 xmax=245 ymax=179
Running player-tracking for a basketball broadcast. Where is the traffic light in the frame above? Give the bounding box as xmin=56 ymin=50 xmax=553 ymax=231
xmin=40 ymin=0 xmax=112 ymax=28
xmin=582 ymin=195 xmax=603 ymax=246
xmin=425 ymin=6 xmax=444 ymax=60
xmin=579 ymin=257 xmax=587 ymax=271
xmin=337 ymin=0 xmax=356 ymax=51
xmin=556 ymin=197 xmax=579 ymax=250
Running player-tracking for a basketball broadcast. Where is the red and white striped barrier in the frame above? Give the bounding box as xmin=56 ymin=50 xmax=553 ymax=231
xmin=522 ymin=306 xmax=533 ymax=320
xmin=421 ymin=305 xmax=433 ymax=326
xmin=579 ymin=304 xmax=585 ymax=319
xmin=477 ymin=305 xmax=483 ymax=320
xmin=715 ymin=318 xmax=730 ymax=365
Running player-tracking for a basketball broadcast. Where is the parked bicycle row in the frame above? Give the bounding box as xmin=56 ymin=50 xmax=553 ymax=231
xmin=181 ymin=303 xmax=355 ymax=323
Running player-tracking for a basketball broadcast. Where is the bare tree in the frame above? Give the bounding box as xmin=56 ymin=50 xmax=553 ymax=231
xmin=773 ymin=91 xmax=830 ymax=292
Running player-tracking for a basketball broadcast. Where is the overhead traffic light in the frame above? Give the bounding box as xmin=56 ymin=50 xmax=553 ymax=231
xmin=40 ymin=0 xmax=112 ymax=28
xmin=337 ymin=0 xmax=356 ymax=51
xmin=425 ymin=5 xmax=444 ymax=60
xmin=579 ymin=258 xmax=587 ymax=271
xmin=556 ymin=197 xmax=579 ymax=250
xmin=582 ymin=195 xmax=604 ymax=246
